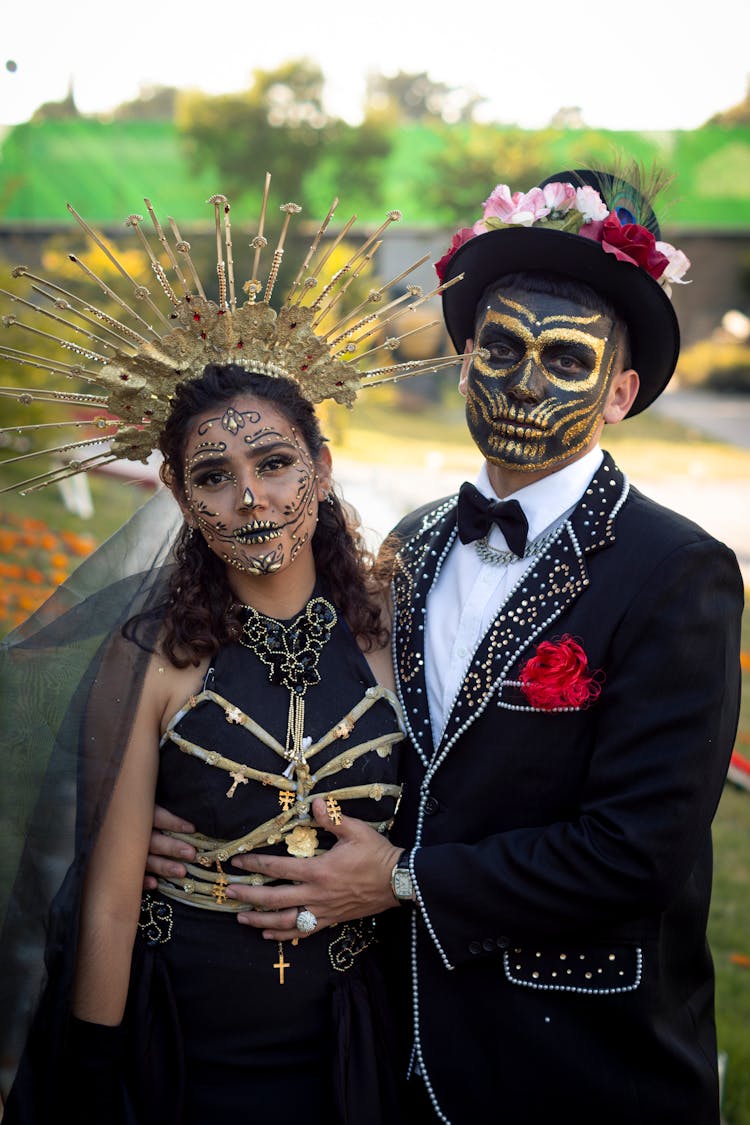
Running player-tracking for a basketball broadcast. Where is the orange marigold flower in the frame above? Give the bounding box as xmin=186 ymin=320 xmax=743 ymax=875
xmin=70 ymin=538 xmax=95 ymax=557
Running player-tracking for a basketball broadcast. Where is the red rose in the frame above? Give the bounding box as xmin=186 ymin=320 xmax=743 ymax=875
xmin=435 ymin=227 xmax=476 ymax=282
xmin=599 ymin=214 xmax=669 ymax=281
xmin=518 ymin=635 xmax=602 ymax=710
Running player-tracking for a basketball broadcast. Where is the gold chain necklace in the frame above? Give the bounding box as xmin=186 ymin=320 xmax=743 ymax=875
xmin=237 ymin=596 xmax=337 ymax=769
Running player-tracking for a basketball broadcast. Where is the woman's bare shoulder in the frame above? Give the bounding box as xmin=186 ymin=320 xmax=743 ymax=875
xmin=140 ymin=640 xmax=212 ymax=736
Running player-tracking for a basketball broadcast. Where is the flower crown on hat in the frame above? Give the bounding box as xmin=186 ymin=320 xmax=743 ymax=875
xmin=435 ymin=179 xmax=690 ymax=298
xmin=0 ymin=176 xmax=465 ymax=495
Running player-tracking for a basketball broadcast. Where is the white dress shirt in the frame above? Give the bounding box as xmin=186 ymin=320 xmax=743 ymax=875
xmin=424 ymin=446 xmax=604 ymax=746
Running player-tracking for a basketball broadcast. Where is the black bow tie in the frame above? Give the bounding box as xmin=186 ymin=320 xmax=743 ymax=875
xmin=456 ymin=481 xmax=529 ymax=557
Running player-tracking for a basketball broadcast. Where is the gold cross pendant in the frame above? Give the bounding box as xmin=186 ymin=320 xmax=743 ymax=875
xmin=325 ymin=796 xmax=342 ymax=824
xmin=274 ymin=943 xmax=290 ymax=985
xmin=212 ymin=861 xmax=228 ymax=905
xmin=226 ymin=770 xmax=248 ymax=798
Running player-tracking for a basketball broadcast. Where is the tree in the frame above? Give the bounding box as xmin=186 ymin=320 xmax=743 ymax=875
xmin=418 ymin=123 xmax=550 ymax=225
xmin=365 ymin=71 xmax=485 ymax=125
xmin=110 ymin=85 xmax=180 ymax=122
xmin=30 ymin=81 xmax=79 ymax=123
xmin=707 ymin=78 xmax=750 ymax=126
xmin=176 ymin=59 xmax=331 ymax=209
xmin=303 ymin=116 xmax=393 ymax=220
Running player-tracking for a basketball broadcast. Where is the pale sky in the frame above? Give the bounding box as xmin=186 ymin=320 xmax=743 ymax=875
xmin=2 ymin=0 xmax=749 ymax=132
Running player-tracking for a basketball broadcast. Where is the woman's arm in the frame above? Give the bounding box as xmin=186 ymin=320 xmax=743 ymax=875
xmin=72 ymin=658 xmax=164 ymax=1025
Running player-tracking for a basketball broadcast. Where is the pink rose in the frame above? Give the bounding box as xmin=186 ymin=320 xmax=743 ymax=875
xmin=542 ymin=181 xmax=577 ymax=214
xmin=435 ymin=227 xmax=476 ymax=282
xmin=483 ymin=186 xmax=551 ymax=229
xmin=600 ymin=214 xmax=669 ymax=281
xmin=511 ymin=187 xmax=550 ymax=225
xmin=481 ymin=184 xmax=519 ymax=223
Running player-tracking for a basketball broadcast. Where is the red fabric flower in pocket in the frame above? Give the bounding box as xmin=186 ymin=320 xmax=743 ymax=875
xmin=519 ymin=635 xmax=602 ymax=710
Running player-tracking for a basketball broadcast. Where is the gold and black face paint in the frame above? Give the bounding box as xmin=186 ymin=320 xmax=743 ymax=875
xmin=466 ymin=288 xmax=620 ymax=473
xmin=183 ymin=402 xmax=317 ymax=577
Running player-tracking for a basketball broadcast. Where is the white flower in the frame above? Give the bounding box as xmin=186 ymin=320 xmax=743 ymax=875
xmin=655 ymin=241 xmax=691 ymax=297
xmin=656 ymin=241 xmax=691 ymax=285
xmin=575 ymin=185 xmax=609 ymax=223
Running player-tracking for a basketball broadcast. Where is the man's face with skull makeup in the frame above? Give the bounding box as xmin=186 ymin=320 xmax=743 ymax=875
xmin=180 ymin=395 xmax=327 ymax=579
xmin=464 ymin=284 xmax=625 ymax=474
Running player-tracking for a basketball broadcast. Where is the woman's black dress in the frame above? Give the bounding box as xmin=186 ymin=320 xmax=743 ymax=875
xmin=126 ymin=598 xmax=405 ymax=1125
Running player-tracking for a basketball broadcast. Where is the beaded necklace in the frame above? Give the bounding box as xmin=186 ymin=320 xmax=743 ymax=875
xmin=238 ymin=595 xmax=337 ymax=770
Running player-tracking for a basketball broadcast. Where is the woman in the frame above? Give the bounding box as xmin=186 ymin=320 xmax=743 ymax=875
xmin=0 ymin=184 xmax=460 ymax=1123
xmin=2 ymin=363 xmax=406 ymax=1125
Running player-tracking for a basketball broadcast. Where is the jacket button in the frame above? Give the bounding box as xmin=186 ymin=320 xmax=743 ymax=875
xmin=482 ymin=938 xmax=496 ymax=952
xmin=469 ymin=941 xmax=482 ymax=955
xmin=424 ymin=796 xmax=440 ymax=815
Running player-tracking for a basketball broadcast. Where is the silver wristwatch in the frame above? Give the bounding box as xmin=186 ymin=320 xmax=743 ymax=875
xmin=390 ymin=851 xmax=414 ymax=903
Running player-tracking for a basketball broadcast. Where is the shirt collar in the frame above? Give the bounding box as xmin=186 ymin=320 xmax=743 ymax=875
xmin=475 ymin=446 xmax=604 ymax=541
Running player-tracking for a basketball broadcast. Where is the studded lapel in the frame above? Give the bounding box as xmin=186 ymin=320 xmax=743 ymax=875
xmin=392 ymin=495 xmax=458 ymax=766
xmin=393 ymin=454 xmax=629 ymax=771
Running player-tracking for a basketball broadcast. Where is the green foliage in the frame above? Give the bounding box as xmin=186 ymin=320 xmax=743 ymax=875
xmin=3 ymin=111 xmax=750 ymax=229
xmin=710 ymin=778 xmax=750 ymax=1125
xmin=364 ymin=71 xmax=485 ymax=125
xmin=302 ymin=117 xmax=393 ymax=218
xmin=176 ymin=59 xmax=332 ymax=211
xmin=708 ymin=80 xmax=750 ymax=128
xmin=664 ymin=127 xmax=750 ymax=226
xmin=417 ymin=123 xmax=551 ymax=225
xmin=0 ymin=119 xmax=219 ymax=222
xmin=110 ymin=85 xmax=180 ymax=123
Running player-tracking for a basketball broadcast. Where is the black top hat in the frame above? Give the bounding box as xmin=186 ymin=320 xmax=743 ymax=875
xmin=441 ymin=169 xmax=681 ymax=417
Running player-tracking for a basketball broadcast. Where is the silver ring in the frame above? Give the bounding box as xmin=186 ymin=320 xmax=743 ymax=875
xmin=296 ymin=908 xmax=317 ymax=934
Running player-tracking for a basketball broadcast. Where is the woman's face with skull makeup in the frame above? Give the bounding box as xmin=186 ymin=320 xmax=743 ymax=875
xmin=179 ymin=394 xmax=330 ymax=580
xmin=464 ymin=285 xmax=626 ymax=475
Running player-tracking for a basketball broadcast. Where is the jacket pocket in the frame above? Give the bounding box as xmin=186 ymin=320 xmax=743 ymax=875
xmin=502 ymin=943 xmax=642 ymax=994
xmin=495 ymin=681 xmax=596 ymax=714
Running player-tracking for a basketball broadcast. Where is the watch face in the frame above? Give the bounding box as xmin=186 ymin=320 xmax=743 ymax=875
xmin=393 ymin=868 xmax=413 ymax=899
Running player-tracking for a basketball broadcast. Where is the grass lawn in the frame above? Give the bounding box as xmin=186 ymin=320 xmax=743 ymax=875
xmin=1 ymin=390 xmax=749 ymax=1120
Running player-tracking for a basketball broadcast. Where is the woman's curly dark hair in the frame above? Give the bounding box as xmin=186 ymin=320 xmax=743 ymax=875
xmin=136 ymin=364 xmax=389 ymax=667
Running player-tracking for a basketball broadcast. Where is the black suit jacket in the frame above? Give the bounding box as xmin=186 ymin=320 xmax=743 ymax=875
xmin=385 ymin=452 xmax=744 ymax=1125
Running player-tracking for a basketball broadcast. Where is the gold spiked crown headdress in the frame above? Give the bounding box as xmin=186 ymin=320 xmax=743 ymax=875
xmin=0 ymin=175 xmax=465 ymax=493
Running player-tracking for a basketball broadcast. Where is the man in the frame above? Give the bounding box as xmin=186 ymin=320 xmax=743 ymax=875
xmin=147 ymin=169 xmax=743 ymax=1123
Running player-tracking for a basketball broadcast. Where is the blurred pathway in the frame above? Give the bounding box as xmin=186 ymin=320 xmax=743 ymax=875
xmin=651 ymin=387 xmax=750 ymax=451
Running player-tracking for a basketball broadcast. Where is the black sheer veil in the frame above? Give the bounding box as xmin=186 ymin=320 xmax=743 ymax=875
xmin=0 ymin=485 xmax=183 ymax=1114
